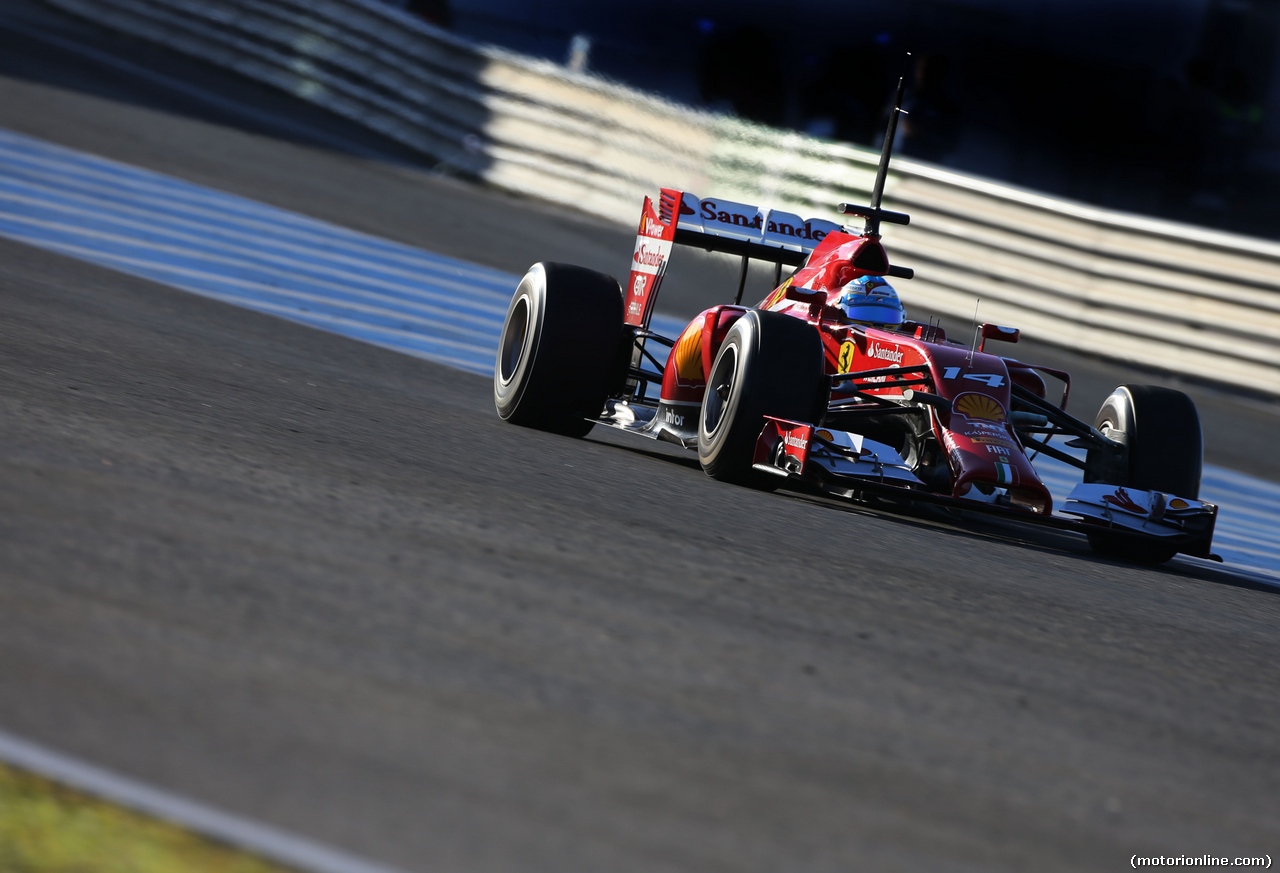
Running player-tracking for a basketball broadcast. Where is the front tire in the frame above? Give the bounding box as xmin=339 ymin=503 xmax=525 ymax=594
xmin=1084 ymin=384 xmax=1203 ymax=563
xmin=494 ymin=262 xmax=623 ymax=437
xmin=697 ymin=310 xmax=825 ymax=485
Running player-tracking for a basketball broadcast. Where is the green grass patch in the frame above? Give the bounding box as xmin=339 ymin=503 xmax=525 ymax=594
xmin=0 ymin=760 xmax=294 ymax=872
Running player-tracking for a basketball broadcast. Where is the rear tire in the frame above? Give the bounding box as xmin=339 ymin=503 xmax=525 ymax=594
xmin=697 ymin=310 xmax=825 ymax=486
xmin=1084 ymin=385 xmax=1203 ymax=564
xmin=494 ymin=262 xmax=623 ymax=437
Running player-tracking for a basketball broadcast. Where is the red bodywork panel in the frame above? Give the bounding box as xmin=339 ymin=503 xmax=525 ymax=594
xmin=658 ymin=226 xmax=1054 ymax=510
xmin=661 ymin=305 xmax=749 ymax=404
xmin=753 ymin=419 xmax=814 ymax=473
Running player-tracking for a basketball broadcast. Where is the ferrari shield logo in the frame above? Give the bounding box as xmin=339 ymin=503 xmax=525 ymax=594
xmin=838 ymin=340 xmax=856 ymax=373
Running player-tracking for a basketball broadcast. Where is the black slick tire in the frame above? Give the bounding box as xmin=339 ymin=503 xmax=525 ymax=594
xmin=494 ymin=262 xmax=623 ymax=437
xmin=697 ymin=309 xmax=825 ymax=486
xmin=1084 ymin=384 xmax=1203 ymax=564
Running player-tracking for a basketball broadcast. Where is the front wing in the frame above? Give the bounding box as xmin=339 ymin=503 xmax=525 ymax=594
xmin=752 ymin=417 xmax=1220 ymax=560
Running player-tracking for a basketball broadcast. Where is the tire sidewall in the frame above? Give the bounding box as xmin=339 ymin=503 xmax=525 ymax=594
xmin=1086 ymin=384 xmax=1202 ymax=563
xmin=493 ymin=262 xmax=624 ymax=436
xmin=697 ymin=310 xmax=823 ymax=482
xmin=1094 ymin=386 xmax=1137 ymax=454
xmin=1092 ymin=385 xmax=1201 ymax=498
xmin=698 ymin=316 xmax=756 ymax=475
xmin=494 ymin=265 xmax=547 ymax=421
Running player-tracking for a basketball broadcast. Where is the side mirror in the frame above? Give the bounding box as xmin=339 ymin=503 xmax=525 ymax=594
xmin=979 ymin=323 xmax=1019 ymax=352
xmin=784 ymin=285 xmax=827 ymax=306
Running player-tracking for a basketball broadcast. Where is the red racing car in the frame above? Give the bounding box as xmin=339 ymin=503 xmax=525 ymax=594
xmin=493 ymin=84 xmax=1217 ymax=565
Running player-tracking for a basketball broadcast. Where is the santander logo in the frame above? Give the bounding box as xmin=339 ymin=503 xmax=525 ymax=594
xmin=630 ymin=237 xmax=671 ymax=275
xmin=633 ymin=244 xmax=664 ymax=267
xmin=866 ymin=342 xmax=903 ymax=364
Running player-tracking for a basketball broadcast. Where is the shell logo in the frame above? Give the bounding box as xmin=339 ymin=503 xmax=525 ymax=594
xmin=954 ymin=393 xmax=1006 ymax=422
xmin=1169 ymin=498 xmax=1190 ymax=510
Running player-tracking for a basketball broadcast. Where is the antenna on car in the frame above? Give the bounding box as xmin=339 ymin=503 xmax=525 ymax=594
xmin=867 ymin=73 xmax=907 ymax=233
xmin=837 ymin=61 xmax=911 ymax=237
xmin=968 ymin=297 xmax=982 ymax=364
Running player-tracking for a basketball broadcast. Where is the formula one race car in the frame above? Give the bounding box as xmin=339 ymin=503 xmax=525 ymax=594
xmin=493 ymin=82 xmax=1218 ymax=565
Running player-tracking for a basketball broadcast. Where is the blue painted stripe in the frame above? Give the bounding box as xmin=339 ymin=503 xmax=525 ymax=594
xmin=0 ymin=193 xmax=512 ymax=306
xmin=0 ymin=126 xmax=1274 ymax=579
xmin=0 ymin=220 xmax=506 ymax=340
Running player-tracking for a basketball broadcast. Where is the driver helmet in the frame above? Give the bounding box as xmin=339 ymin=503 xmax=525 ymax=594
xmin=838 ymin=275 xmax=905 ymax=327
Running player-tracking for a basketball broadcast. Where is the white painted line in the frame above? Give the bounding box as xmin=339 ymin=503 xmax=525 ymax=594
xmin=0 ymin=727 xmax=409 ymax=873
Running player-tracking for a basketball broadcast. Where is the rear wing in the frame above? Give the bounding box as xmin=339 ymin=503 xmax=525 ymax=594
xmin=624 ymin=188 xmax=843 ymax=328
xmin=625 ymin=76 xmax=916 ymax=330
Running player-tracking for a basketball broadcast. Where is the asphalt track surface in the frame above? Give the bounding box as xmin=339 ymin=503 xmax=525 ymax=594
xmin=1 ymin=5 xmax=1279 ymax=872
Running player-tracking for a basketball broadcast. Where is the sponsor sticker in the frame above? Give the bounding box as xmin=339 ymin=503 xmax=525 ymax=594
xmin=697 ymin=197 xmax=764 ymax=239
xmin=626 ymin=274 xmax=649 ymax=321
xmin=838 ymin=340 xmax=856 ymax=373
xmin=761 ymin=209 xmax=834 ymax=245
xmin=866 ymin=342 xmax=903 ymax=365
xmin=631 ymin=238 xmax=671 ymax=275
xmin=953 ymin=392 xmax=1006 ymax=422
xmin=965 ymin=422 xmax=1011 ymax=439
xmin=678 ymin=195 xmax=839 ymax=248
xmin=1103 ymin=487 xmax=1147 ymax=515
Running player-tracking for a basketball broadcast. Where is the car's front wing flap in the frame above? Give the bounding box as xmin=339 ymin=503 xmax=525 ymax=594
xmin=752 ymin=417 xmax=1219 ymax=559
xmin=1059 ymin=483 xmax=1218 ymax=558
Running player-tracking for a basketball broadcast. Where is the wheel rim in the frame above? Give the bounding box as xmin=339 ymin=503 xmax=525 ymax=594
xmin=498 ymin=295 xmax=530 ymax=385
xmin=702 ymin=344 xmax=737 ymax=438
